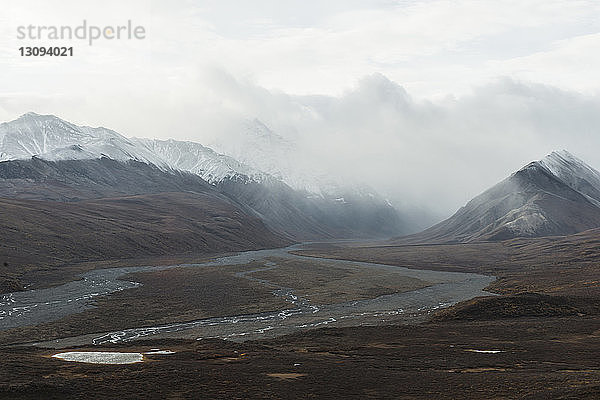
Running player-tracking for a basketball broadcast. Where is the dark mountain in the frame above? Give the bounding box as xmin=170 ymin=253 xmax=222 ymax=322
xmin=0 ymin=191 xmax=289 ymax=268
xmin=0 ymin=157 xmax=292 ymax=293
xmin=0 ymin=156 xmax=407 ymax=240
xmin=217 ymin=179 xmax=406 ymax=240
xmin=0 ymin=157 xmax=216 ymax=201
xmin=0 ymin=113 xmax=410 ymax=240
xmin=395 ymin=151 xmax=600 ymax=244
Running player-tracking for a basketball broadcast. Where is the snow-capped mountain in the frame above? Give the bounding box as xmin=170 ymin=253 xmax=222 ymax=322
xmin=0 ymin=113 xmax=161 ymax=166
xmin=0 ymin=113 xmax=391 ymax=200
xmin=0 ymin=112 xmax=409 ymax=240
xmin=207 ymin=119 xmax=345 ymax=196
xmin=0 ymin=112 xmax=266 ymax=184
xmin=395 ymin=150 xmax=600 ymax=244
xmin=133 ymin=138 xmax=269 ymax=184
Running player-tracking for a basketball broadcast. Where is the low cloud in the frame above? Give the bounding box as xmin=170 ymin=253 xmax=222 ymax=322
xmin=2 ymin=70 xmax=599 ymax=220
xmin=186 ymin=72 xmax=600 ymax=218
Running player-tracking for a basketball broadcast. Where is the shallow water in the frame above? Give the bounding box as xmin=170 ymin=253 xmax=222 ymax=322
xmin=52 ymin=351 xmax=143 ymax=364
xmin=0 ymin=243 xmax=495 ymax=345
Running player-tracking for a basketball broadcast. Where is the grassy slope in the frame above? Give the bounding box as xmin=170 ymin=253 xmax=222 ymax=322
xmin=0 ymin=192 xmax=290 ymax=292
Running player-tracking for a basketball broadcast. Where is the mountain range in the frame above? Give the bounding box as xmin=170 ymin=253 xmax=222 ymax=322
xmin=0 ymin=112 xmax=408 ymax=254
xmin=3 ymin=112 xmax=600 ymax=261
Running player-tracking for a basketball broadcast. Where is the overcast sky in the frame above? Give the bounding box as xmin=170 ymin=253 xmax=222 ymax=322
xmin=1 ymin=0 xmax=600 ymax=217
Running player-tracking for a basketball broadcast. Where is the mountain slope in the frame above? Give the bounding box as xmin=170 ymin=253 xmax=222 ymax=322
xmin=0 ymin=112 xmax=261 ymax=183
xmin=395 ymin=151 xmax=600 ymax=244
xmin=0 ymin=157 xmax=217 ymax=201
xmin=538 ymin=150 xmax=600 ymax=207
xmin=0 ymin=113 xmax=409 ymax=240
xmin=133 ymin=137 xmax=266 ymax=184
xmin=217 ymin=178 xmax=404 ymax=240
xmin=0 ymin=191 xmax=289 ymax=268
xmin=208 ymin=119 xmax=336 ymax=195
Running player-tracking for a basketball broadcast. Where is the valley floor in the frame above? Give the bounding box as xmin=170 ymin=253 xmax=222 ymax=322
xmin=2 ymin=316 xmax=600 ymax=399
xmin=2 ymin=233 xmax=600 ymax=399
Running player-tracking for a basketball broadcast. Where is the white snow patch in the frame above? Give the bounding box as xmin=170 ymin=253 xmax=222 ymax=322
xmin=465 ymin=349 xmax=505 ymax=354
xmin=144 ymin=350 xmax=176 ymax=355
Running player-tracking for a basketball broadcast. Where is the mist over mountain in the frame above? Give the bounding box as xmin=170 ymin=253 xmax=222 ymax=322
xmin=4 ymin=112 xmax=600 ymax=244
xmin=396 ymin=150 xmax=600 ymax=244
xmin=0 ymin=112 xmax=412 ymax=240
xmin=7 ymin=73 xmax=600 ymax=223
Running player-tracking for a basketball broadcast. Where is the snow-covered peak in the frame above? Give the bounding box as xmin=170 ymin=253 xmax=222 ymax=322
xmin=0 ymin=113 xmax=175 ymax=168
xmin=20 ymin=112 xmax=42 ymax=118
xmin=0 ymin=113 xmax=393 ymax=200
xmin=537 ymin=150 xmax=600 ymax=206
xmin=208 ymin=118 xmax=344 ymax=196
xmin=539 ymin=150 xmax=590 ymax=174
xmin=132 ymin=138 xmax=267 ymax=183
xmin=209 ymin=120 xmax=292 ymax=179
xmin=0 ymin=113 xmax=90 ymax=160
xmin=1 ymin=113 xmax=365 ymax=196
xmin=0 ymin=113 xmax=270 ymax=184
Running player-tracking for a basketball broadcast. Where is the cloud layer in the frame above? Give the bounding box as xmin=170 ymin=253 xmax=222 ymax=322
xmin=195 ymin=73 xmax=600 ymax=217
xmin=2 ymin=0 xmax=600 ymax=219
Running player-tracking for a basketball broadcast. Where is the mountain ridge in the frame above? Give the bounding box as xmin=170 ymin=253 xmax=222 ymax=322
xmin=0 ymin=112 xmax=263 ymax=184
xmin=393 ymin=150 xmax=600 ymax=244
xmin=0 ymin=112 xmax=410 ymax=240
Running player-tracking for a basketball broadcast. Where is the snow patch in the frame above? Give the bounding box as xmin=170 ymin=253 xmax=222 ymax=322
xmin=144 ymin=350 xmax=175 ymax=355
xmin=465 ymin=349 xmax=505 ymax=354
